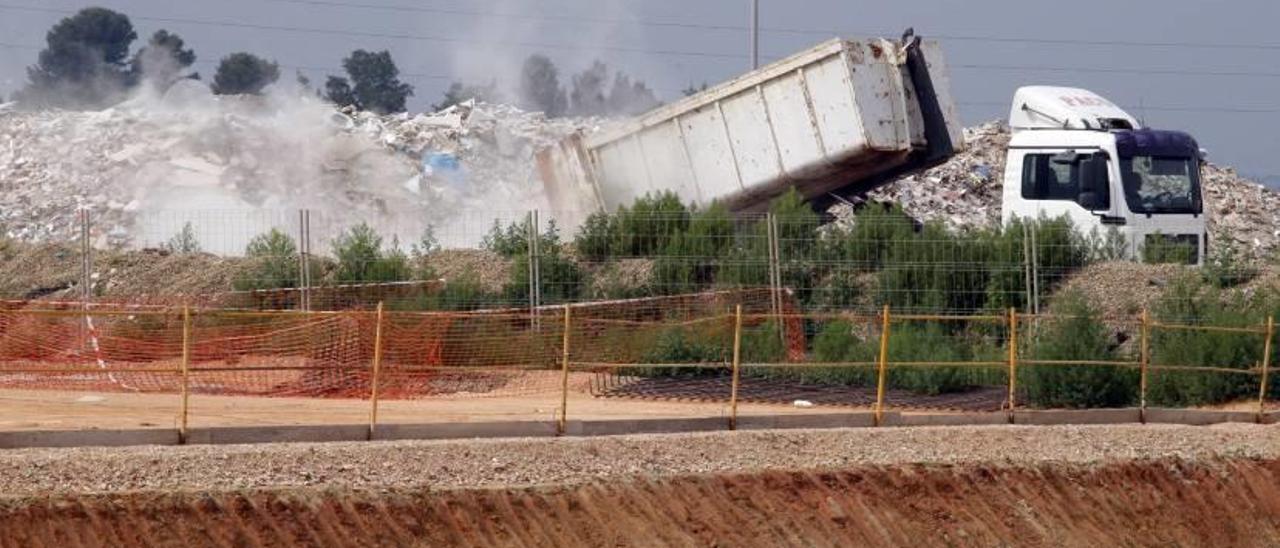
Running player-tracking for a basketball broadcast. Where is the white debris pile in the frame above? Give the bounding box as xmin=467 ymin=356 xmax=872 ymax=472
xmin=0 ymin=84 xmax=602 ymax=251
xmin=837 ymin=121 xmax=1280 ymax=258
xmin=844 ymin=122 xmax=1009 ymax=231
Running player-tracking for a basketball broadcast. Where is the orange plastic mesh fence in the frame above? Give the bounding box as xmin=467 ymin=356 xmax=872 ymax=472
xmin=0 ymin=289 xmax=778 ymax=399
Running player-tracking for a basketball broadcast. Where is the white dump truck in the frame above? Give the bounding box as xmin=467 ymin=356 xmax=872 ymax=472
xmin=1001 ymin=86 xmax=1206 ymax=263
xmin=536 ymin=31 xmax=964 ymax=218
xmin=538 ymin=33 xmax=1207 ymax=262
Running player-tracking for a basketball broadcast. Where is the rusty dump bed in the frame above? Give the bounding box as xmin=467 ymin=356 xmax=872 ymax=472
xmin=537 ymin=34 xmax=964 ymax=222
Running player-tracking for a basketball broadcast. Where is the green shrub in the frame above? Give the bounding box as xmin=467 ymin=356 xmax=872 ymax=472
xmin=637 ymin=326 xmax=728 ymax=377
xmin=1148 ymin=275 xmax=1265 ymax=407
xmin=164 ymin=222 xmax=201 ymax=254
xmin=616 ymin=192 xmax=690 ymax=256
xmin=652 ymin=203 xmax=735 ymax=293
xmin=1023 ymin=291 xmax=1137 ymax=408
xmin=503 ymin=219 xmax=585 ymax=304
xmin=332 ymin=223 xmax=411 ymax=283
xmin=1202 ymin=233 xmax=1256 ymax=289
xmin=233 ymin=228 xmax=299 ymax=291
xmin=420 ymin=271 xmax=500 ymax=311
xmin=827 ymin=203 xmax=916 ymax=271
xmin=573 ymin=211 xmax=617 ymax=262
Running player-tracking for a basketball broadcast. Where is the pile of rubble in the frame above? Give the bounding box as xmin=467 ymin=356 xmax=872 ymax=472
xmin=846 ymin=121 xmax=1280 ymax=259
xmin=0 ymin=83 xmax=603 ymax=252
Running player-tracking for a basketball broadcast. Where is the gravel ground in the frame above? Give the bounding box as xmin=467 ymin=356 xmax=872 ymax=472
xmin=1 ymin=423 xmax=1277 ymax=496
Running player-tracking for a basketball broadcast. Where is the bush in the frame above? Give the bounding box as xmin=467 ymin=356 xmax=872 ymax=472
xmin=573 ymin=211 xmax=616 ymax=262
xmin=164 ymin=222 xmax=201 ymax=254
xmin=332 ymin=223 xmax=411 ymax=283
xmin=1202 ymin=233 xmax=1257 ymax=288
xmin=1023 ymin=291 xmax=1137 ymax=408
xmin=420 ymin=271 xmax=500 ymax=311
xmin=652 ymin=203 xmax=734 ymax=293
xmin=638 ymin=326 xmax=728 ymax=377
xmin=233 ymin=229 xmax=298 ymax=291
xmin=616 ymin=192 xmax=690 ymax=256
xmin=1147 ymin=275 xmax=1266 ymax=407
xmin=504 ymin=219 xmax=585 ymax=304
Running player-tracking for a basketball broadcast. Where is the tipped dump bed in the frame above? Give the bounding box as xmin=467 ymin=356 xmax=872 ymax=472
xmin=537 ymin=36 xmax=965 ymax=216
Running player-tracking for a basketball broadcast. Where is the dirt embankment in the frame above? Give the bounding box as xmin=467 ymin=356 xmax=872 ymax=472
xmin=1 ymin=425 xmax=1280 ymax=546
xmin=2 ymin=458 xmax=1278 ymax=547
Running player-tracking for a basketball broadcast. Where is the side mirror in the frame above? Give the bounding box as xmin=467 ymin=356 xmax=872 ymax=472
xmin=1077 ymin=190 xmax=1104 ymax=211
xmin=1077 ymin=153 xmax=1110 ymax=211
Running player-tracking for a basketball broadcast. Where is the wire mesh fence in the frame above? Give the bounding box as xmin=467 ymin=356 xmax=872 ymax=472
xmin=0 ymin=298 xmax=1275 ymax=434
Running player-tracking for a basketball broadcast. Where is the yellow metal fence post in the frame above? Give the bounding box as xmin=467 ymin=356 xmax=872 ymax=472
xmin=1140 ymin=309 xmax=1150 ymax=423
xmin=179 ymin=305 xmax=192 ymax=443
xmin=1258 ymin=316 xmax=1274 ymax=422
xmin=729 ymin=305 xmax=744 ymax=431
xmin=559 ymin=305 xmax=572 ymax=435
xmin=367 ymin=302 xmax=385 ymax=441
xmin=1007 ymin=308 xmax=1017 ymax=423
xmin=874 ymin=305 xmax=891 ymax=426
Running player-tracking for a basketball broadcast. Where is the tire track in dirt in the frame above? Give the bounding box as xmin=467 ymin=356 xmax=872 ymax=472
xmin=4 ymin=458 xmax=1280 ymax=547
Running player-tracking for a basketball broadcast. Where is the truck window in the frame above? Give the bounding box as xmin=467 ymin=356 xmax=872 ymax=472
xmin=1020 ymin=154 xmax=1080 ymax=201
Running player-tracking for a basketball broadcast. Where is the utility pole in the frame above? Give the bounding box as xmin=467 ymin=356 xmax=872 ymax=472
xmin=750 ymin=0 xmax=760 ymax=69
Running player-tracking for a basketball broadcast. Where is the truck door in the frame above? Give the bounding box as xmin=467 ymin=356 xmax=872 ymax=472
xmin=1007 ymin=149 xmax=1120 ymax=240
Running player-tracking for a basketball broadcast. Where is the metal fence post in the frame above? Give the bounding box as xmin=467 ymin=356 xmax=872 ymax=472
xmin=558 ymin=305 xmax=572 ymax=435
xmin=1140 ymin=309 xmax=1151 ymax=422
xmin=297 ymin=209 xmax=312 ymax=311
xmin=79 ymin=209 xmax=92 ymax=348
xmin=874 ymin=304 xmax=891 ymax=426
xmin=528 ymin=211 xmax=542 ymax=330
xmin=179 ymin=305 xmax=192 ymax=444
xmin=1258 ymin=316 xmax=1274 ymax=421
xmin=729 ymin=305 xmax=744 ymax=430
xmin=368 ymin=302 xmax=386 ymax=441
xmin=1007 ymin=308 xmax=1018 ymax=423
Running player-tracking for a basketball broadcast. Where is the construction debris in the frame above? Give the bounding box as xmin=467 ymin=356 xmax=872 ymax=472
xmin=0 ymin=87 xmax=603 ymax=251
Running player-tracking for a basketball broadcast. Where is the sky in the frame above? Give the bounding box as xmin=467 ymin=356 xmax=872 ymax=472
xmin=1 ymin=0 xmax=1278 ymax=183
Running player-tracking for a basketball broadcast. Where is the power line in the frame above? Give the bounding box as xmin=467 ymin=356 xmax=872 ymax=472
xmin=0 ymin=4 xmax=749 ymax=60
xmin=5 ymin=40 xmax=1280 ymax=84
xmin=256 ymin=0 xmax=1280 ymax=52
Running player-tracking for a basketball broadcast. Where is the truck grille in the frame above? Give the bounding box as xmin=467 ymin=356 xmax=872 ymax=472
xmin=1143 ymin=234 xmax=1200 ymax=265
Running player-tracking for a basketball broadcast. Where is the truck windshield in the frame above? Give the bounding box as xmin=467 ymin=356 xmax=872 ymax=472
xmin=1119 ymin=155 xmax=1202 ymax=214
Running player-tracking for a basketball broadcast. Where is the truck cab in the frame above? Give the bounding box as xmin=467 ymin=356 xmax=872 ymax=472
xmin=1001 ymin=86 xmax=1206 ymax=263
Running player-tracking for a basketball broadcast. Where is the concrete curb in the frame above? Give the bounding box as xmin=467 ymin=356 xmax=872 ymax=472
xmin=0 ymin=428 xmax=178 ymax=449
xmin=0 ymin=408 xmax=1273 ymax=450
xmin=1013 ymin=408 xmax=1142 ymax=425
xmin=886 ymin=412 xmax=1009 ymax=427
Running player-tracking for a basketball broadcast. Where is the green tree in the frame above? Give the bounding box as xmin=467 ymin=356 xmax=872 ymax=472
xmin=325 ymin=50 xmax=414 ymax=114
xmin=212 ymin=53 xmax=280 ymax=95
xmin=129 ymin=30 xmax=196 ymax=88
xmin=19 ymin=7 xmax=137 ymax=108
xmin=332 ymin=223 xmax=410 ymax=283
xmin=234 ymin=229 xmax=299 ymax=291
xmin=569 ymin=61 xmax=609 ymax=116
xmin=519 ymin=54 xmax=567 ymax=117
xmin=606 ymin=72 xmax=659 ymax=115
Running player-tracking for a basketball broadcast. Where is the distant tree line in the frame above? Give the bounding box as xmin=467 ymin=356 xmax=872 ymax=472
xmin=435 ymin=55 xmax=660 ymax=117
xmin=14 ymin=7 xmax=659 ymax=118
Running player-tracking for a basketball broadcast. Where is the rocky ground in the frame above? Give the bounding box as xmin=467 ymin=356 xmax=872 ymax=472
xmin=0 ymin=423 xmax=1274 ymax=496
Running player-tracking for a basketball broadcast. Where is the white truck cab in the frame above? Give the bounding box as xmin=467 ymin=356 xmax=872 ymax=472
xmin=1001 ymin=86 xmax=1206 ymax=263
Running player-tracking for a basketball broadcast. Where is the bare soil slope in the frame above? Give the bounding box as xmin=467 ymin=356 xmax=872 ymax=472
xmin=3 ymin=458 xmax=1279 ymax=547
